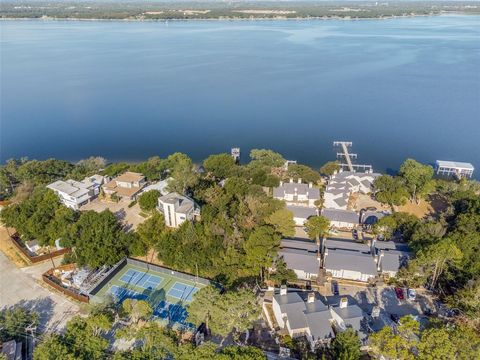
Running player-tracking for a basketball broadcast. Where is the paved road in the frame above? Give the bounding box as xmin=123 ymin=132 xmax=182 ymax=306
xmin=0 ymin=251 xmax=80 ymax=333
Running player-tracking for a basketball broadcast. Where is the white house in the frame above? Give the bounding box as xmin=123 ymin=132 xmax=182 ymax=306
xmin=47 ymin=175 xmax=105 ymax=210
xmin=273 ymin=179 xmax=321 ymax=207
xmin=279 ymin=239 xmax=320 ymax=280
xmin=323 ymin=171 xmax=380 ymax=210
xmin=435 ymin=160 xmax=474 ymax=179
xmin=287 ymin=205 xmax=318 ymax=226
xmin=102 ymin=172 xmax=146 ymax=200
xmin=323 ymin=248 xmax=377 ymax=283
xmin=157 ymin=192 xmax=198 ymax=228
xmin=272 ymin=287 xmax=366 ymax=350
xmin=321 ymin=208 xmax=359 ymax=229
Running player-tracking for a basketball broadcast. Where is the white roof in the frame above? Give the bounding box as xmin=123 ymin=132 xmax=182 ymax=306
xmin=436 ymin=160 xmax=474 ymax=170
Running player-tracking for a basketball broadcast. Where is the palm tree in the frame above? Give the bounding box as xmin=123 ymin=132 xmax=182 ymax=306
xmin=305 ymin=215 xmax=330 ymax=245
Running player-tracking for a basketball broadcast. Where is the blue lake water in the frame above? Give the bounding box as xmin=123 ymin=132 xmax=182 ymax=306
xmin=1 ymin=16 xmax=479 ymax=175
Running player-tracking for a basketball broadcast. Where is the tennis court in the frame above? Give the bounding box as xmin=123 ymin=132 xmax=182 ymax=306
xmin=89 ymin=259 xmax=209 ymax=329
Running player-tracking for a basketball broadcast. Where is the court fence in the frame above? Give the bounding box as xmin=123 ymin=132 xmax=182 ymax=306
xmin=88 ymin=258 xmax=128 ymax=297
xmin=127 ymin=257 xmax=211 ymax=286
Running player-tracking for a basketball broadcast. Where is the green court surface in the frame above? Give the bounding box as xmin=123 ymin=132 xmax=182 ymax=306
xmin=90 ymin=261 xmax=207 ymax=328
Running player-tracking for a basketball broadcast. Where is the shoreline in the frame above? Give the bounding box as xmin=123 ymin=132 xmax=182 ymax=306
xmin=2 ymin=12 xmax=475 ymax=24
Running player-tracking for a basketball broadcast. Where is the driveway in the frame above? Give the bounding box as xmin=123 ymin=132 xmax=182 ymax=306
xmin=0 ymin=251 xmax=80 ymax=333
xmin=81 ymin=198 xmax=146 ymax=231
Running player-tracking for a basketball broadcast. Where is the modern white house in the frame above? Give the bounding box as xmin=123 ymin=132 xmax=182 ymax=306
xmin=435 ymin=160 xmax=474 ymax=179
xmin=272 ymin=287 xmax=366 ymax=350
xmin=102 ymin=172 xmax=146 ymax=200
xmin=157 ymin=192 xmax=198 ymax=228
xmin=140 ymin=177 xmax=172 ymax=196
xmin=47 ymin=175 xmax=105 ymax=210
xmin=273 ymin=179 xmax=321 ymax=207
xmin=323 ymin=171 xmax=380 ymax=210
xmin=321 ymin=209 xmax=359 ymax=229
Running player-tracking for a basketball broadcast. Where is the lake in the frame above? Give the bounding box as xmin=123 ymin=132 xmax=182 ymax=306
xmin=1 ymin=16 xmax=479 ymax=175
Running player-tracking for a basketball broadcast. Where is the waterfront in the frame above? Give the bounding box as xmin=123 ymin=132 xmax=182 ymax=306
xmin=1 ymin=16 xmax=479 ymax=173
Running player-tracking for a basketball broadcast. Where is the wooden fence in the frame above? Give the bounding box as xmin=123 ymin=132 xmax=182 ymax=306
xmin=42 ymin=265 xmax=90 ymax=303
xmin=10 ymin=233 xmax=70 ymax=264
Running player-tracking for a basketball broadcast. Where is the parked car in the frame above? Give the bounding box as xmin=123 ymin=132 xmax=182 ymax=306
xmin=352 ymin=229 xmax=359 ymax=240
xmin=407 ymin=288 xmax=416 ymax=301
xmin=390 ymin=313 xmax=400 ymax=323
xmin=331 ymin=281 xmax=339 ymax=296
xmin=395 ymin=287 xmax=405 ymax=300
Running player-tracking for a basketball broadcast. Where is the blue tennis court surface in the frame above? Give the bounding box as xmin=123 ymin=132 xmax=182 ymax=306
xmin=167 ymin=282 xmax=200 ymax=302
xmin=120 ymin=269 xmax=163 ymax=290
xmin=154 ymin=301 xmax=189 ymax=325
xmin=109 ymin=285 xmax=148 ymax=302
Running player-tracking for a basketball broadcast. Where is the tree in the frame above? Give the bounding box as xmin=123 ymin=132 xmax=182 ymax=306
xmin=249 ymin=149 xmax=285 ymax=168
xmin=331 ymin=328 xmax=361 ymax=360
xmin=417 ymin=326 xmax=456 ymax=360
xmin=372 ymin=215 xmax=398 ymax=240
xmin=399 ymin=159 xmax=434 ymax=203
xmin=286 ymin=164 xmax=320 ymax=184
xmin=373 ymin=175 xmax=408 ymax=208
xmin=265 ymin=208 xmax=295 ymax=237
xmin=122 ymin=299 xmax=153 ymax=324
xmin=244 ymin=226 xmax=281 ymax=279
xmin=188 ymin=286 xmax=260 ymax=337
xmin=203 ymin=153 xmax=237 ymax=179
xmin=305 ymin=215 xmax=330 ymax=244
xmin=138 ymin=190 xmax=160 ymax=212
xmin=219 ymin=346 xmax=266 ymax=359
xmin=136 ymin=212 xmax=166 ymax=259
xmin=369 ymin=315 xmax=420 ymax=360
xmin=0 ymin=307 xmax=39 ymax=343
xmin=64 ymin=210 xmax=131 ymax=268
xmin=447 ymin=278 xmax=480 ymax=320
xmin=414 ymin=238 xmax=463 ymax=290
xmin=165 ymin=153 xmax=198 ymax=194
xmin=269 ymin=257 xmax=298 ymax=285
xmin=319 ymin=161 xmax=340 ymax=176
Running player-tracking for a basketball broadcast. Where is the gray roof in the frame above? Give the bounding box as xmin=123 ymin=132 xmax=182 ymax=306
xmin=324 ymin=249 xmax=377 ymax=276
xmin=279 ymin=248 xmax=320 ymax=275
xmin=305 ymin=310 xmax=335 ymax=341
xmin=273 ymin=182 xmax=320 ymax=200
xmin=273 ymin=292 xmax=308 ymax=330
xmin=158 ymin=192 xmax=195 ymax=214
xmin=281 ymin=239 xmax=319 ymax=252
xmin=47 ymin=180 xmax=90 ymax=198
xmin=323 ymin=238 xmax=370 ymax=253
xmin=380 ymin=252 xmax=402 ymax=272
xmin=333 ymin=305 xmax=367 ymax=339
xmin=321 ymin=209 xmax=359 ymax=224
xmin=334 ymin=197 xmax=349 ymax=207
xmin=286 ymin=205 xmax=317 ymax=219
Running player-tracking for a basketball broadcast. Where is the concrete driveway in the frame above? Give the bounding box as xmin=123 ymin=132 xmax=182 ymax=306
xmin=0 ymin=252 xmax=80 ymax=333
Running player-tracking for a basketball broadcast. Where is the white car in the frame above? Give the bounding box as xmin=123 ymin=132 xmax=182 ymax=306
xmin=407 ymin=288 xmax=417 ymax=301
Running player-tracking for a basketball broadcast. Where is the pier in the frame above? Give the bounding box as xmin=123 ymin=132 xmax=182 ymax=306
xmin=333 ymin=141 xmax=372 ymax=173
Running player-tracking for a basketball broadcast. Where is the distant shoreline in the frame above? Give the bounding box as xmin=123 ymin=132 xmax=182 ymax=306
xmin=2 ymin=12 xmax=478 ymax=23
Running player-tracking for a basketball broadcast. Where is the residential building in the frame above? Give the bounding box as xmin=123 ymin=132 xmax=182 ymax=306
xmin=323 ymin=171 xmax=380 ymax=210
xmin=435 ymin=160 xmax=474 ymax=179
xmin=287 ymin=205 xmax=318 ymax=226
xmin=102 ymin=172 xmax=146 ymax=200
xmin=279 ymin=239 xmax=320 ymax=280
xmin=47 ymin=174 xmax=105 ymax=210
xmin=272 ymin=287 xmax=367 ymax=350
xmin=273 ymin=179 xmax=321 ymax=207
xmin=321 ymin=208 xmax=359 ymax=229
xmin=372 ymin=239 xmax=411 ymax=278
xmin=323 ymin=248 xmax=378 ymax=282
xmin=158 ymin=192 xmax=198 ymax=228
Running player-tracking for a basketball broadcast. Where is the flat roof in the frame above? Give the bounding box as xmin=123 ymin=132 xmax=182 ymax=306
xmin=436 ymin=160 xmax=474 ymax=170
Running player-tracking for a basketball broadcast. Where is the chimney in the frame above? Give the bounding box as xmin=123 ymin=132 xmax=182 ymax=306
xmin=289 ymin=178 xmax=294 ymax=183
xmin=298 ymin=178 xmax=302 ymax=184
xmin=294 ymin=187 xmax=298 ymax=196
xmin=307 ymin=292 xmax=315 ymax=303
xmin=339 ymin=297 xmax=348 ymax=309
xmin=280 ymin=285 xmax=287 ymax=296
xmin=309 ymin=182 xmax=313 ymax=188
xmin=279 ymin=180 xmax=283 ymax=187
